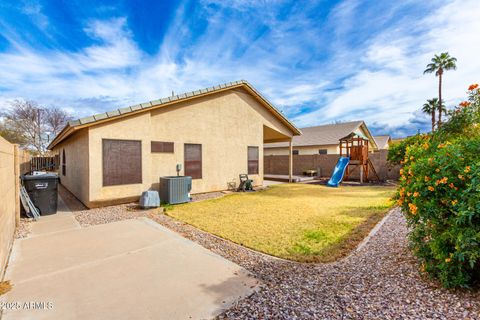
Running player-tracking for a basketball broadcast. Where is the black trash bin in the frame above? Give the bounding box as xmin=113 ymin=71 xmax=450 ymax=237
xmin=22 ymin=173 xmax=59 ymax=215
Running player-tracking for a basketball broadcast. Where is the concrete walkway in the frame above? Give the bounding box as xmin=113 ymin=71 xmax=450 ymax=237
xmin=28 ymin=196 xmax=81 ymax=237
xmin=1 ymin=198 xmax=258 ymax=320
xmin=263 ymin=174 xmax=316 ymax=183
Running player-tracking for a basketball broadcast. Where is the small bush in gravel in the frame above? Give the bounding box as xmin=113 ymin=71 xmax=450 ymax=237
xmin=393 ymin=84 xmax=480 ymax=288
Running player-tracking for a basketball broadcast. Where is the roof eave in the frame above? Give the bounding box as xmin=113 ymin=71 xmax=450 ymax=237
xmin=240 ymin=81 xmax=302 ymax=136
xmin=47 ymin=124 xmax=74 ymax=150
xmin=358 ymin=121 xmax=379 ymax=150
xmin=48 ymin=80 xmax=301 ymax=147
xmin=264 ymin=143 xmax=341 ymax=149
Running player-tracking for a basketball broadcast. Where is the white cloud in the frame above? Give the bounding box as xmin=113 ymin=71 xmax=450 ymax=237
xmin=0 ymin=0 xmax=478 ymax=137
xmin=21 ymin=1 xmax=49 ymax=30
xmin=79 ymin=17 xmax=142 ymax=69
xmin=0 ymin=17 xmax=145 ymax=116
xmin=294 ymin=0 xmax=480 ymax=133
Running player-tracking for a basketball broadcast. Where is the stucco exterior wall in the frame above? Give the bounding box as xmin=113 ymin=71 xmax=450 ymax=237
xmin=81 ymin=88 xmax=293 ymax=207
xmin=88 ymin=112 xmax=150 ymax=206
xmin=53 ymin=130 xmax=90 ymax=205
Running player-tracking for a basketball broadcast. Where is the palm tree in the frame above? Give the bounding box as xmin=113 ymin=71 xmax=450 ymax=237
xmin=422 ymin=98 xmax=446 ymax=132
xmin=422 ymin=98 xmax=437 ymax=132
xmin=424 ymin=52 xmax=457 ymax=127
xmin=437 ymin=100 xmax=447 ymax=120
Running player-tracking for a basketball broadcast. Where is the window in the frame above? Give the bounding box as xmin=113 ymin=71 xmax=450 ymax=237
xmin=151 ymin=141 xmax=174 ymax=153
xmin=319 ymin=149 xmax=328 ymax=155
xmin=292 ymin=150 xmax=299 ymax=155
xmin=62 ymin=149 xmax=66 ymax=176
xmin=185 ymin=144 xmax=202 ymax=179
xmin=248 ymin=146 xmax=259 ymax=174
xmin=103 ymin=139 xmax=142 ymax=186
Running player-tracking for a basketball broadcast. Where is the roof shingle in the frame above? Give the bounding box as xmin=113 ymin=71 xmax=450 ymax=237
xmin=50 ymin=80 xmax=300 ymax=150
xmin=373 ymin=135 xmax=391 ymax=149
xmin=265 ymin=121 xmax=366 ymax=148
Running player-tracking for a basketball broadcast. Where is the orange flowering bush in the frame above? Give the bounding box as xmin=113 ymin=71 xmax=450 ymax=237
xmin=392 ymin=84 xmax=480 ymax=288
xmin=468 ymin=83 xmax=478 ymax=91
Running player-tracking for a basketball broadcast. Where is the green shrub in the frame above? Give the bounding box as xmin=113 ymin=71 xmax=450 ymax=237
xmin=387 ymin=134 xmax=425 ymax=165
xmin=395 ymin=84 xmax=480 ymax=288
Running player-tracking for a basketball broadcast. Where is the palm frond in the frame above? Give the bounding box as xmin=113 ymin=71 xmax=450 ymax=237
xmin=424 ymin=52 xmax=457 ymax=75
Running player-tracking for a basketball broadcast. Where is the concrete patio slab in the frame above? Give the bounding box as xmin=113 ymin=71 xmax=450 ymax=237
xmin=30 ymin=196 xmax=80 ymax=237
xmin=1 ymin=218 xmax=258 ymax=320
xmin=263 ymin=174 xmax=315 ymax=183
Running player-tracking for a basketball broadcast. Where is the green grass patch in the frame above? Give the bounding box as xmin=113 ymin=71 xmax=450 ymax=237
xmin=166 ymin=184 xmax=394 ymax=262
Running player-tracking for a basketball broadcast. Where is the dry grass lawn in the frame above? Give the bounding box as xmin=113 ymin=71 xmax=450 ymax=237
xmin=166 ymin=184 xmax=394 ymax=262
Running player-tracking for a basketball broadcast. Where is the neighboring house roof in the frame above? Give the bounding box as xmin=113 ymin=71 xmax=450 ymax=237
xmin=48 ymin=80 xmax=301 ymax=149
xmin=373 ymin=135 xmax=392 ymax=150
xmin=391 ymin=137 xmax=406 ymax=143
xmin=265 ymin=121 xmax=378 ymax=150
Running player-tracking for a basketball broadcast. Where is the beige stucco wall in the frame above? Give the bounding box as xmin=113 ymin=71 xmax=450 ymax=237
xmin=264 ymin=144 xmax=339 ymax=156
xmin=79 ymin=88 xmax=294 ymax=207
xmin=53 ymin=130 xmax=90 ymax=205
xmin=88 ymin=112 xmax=151 ymax=205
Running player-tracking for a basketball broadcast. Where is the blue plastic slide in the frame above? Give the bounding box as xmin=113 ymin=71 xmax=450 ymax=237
xmin=327 ymin=157 xmax=350 ymax=187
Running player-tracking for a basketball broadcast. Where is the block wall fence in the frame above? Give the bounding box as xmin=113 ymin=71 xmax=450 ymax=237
xmin=0 ymin=136 xmax=30 ymax=278
xmin=264 ymin=149 xmax=401 ymax=181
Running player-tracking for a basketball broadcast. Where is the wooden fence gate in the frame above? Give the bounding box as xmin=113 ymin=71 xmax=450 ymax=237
xmin=30 ymin=155 xmax=59 ymax=172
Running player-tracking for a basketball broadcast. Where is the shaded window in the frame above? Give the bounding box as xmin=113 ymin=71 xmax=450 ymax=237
xmin=62 ymin=149 xmax=66 ymax=176
xmin=292 ymin=150 xmax=299 ymax=155
xmin=248 ymin=146 xmax=259 ymax=175
xmin=103 ymin=139 xmax=142 ymax=186
xmin=151 ymin=141 xmax=174 ymax=153
xmin=185 ymin=144 xmax=202 ymax=179
xmin=319 ymin=149 xmax=328 ymax=155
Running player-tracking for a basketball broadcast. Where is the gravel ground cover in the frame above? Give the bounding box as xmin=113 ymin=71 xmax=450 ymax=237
xmin=74 ymin=203 xmax=149 ymax=227
xmin=190 ymin=191 xmax=225 ymax=202
xmin=146 ymin=208 xmax=480 ymax=319
xmin=68 ymin=194 xmax=480 ymax=319
xmin=72 ymin=194 xmax=227 ymax=227
xmin=14 ymin=218 xmax=32 ymax=239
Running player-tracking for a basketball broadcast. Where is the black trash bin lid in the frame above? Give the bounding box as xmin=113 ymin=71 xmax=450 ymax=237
xmin=22 ymin=173 xmax=59 ymax=180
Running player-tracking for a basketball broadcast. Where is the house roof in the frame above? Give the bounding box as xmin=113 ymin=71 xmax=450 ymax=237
xmin=48 ymin=80 xmax=301 ymax=149
xmin=373 ymin=135 xmax=391 ymax=149
xmin=264 ymin=120 xmax=378 ymax=149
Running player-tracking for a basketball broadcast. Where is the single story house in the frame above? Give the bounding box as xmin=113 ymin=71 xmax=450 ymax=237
xmin=373 ymin=135 xmax=392 ymax=150
xmin=264 ymin=120 xmax=377 ymax=156
xmin=48 ymin=80 xmax=301 ymax=208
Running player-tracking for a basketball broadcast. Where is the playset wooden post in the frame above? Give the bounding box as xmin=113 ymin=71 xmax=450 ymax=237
xmin=339 ymin=133 xmax=379 ymax=183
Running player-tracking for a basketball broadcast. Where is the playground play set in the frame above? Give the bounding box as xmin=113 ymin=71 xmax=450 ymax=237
xmin=327 ymin=133 xmax=379 ymax=187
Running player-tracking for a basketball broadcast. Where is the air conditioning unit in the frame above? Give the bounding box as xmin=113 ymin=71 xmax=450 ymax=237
xmin=159 ymin=176 xmax=192 ymax=204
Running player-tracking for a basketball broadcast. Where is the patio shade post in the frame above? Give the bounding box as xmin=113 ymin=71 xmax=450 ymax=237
xmin=289 ymin=139 xmax=293 ymax=183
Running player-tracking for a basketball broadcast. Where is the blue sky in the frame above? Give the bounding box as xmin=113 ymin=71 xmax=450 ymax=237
xmin=0 ymin=0 xmax=479 ymax=137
